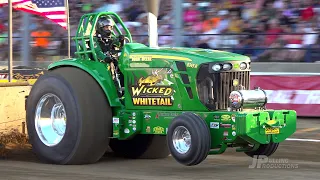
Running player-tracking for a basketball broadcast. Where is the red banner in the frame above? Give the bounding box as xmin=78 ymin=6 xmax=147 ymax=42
xmin=250 ymin=73 xmax=320 ymax=117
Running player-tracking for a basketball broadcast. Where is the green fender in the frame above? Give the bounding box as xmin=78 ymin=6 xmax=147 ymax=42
xmin=47 ymin=59 xmax=122 ymax=107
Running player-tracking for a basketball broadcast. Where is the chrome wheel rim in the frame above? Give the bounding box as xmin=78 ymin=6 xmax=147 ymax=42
xmin=172 ymin=126 xmax=191 ymax=154
xmin=35 ymin=93 xmax=67 ymax=147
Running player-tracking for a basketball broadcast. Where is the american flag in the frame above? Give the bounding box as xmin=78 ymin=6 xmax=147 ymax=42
xmin=2 ymin=0 xmax=68 ymax=29
xmin=0 ymin=0 xmax=31 ymax=7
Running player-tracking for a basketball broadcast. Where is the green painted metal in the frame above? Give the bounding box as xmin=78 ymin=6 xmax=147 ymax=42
xmin=45 ymin=11 xmax=297 ymax=156
xmin=111 ymin=109 xmax=296 ymax=153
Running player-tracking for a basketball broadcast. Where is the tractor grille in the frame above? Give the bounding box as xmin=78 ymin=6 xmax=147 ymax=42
xmin=218 ymin=71 xmax=250 ymax=109
xmin=196 ymin=64 xmax=250 ymax=110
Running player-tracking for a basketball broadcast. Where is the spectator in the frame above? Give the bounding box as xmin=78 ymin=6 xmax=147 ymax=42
xmin=0 ymin=0 xmax=319 ymax=63
xmin=202 ymin=10 xmax=221 ymax=32
xmin=300 ymin=0 xmax=315 ymax=22
xmin=30 ymin=25 xmax=52 ymax=61
xmin=183 ymin=2 xmax=201 ymax=25
xmin=215 ymin=10 xmax=230 ymax=33
xmin=228 ymin=12 xmax=242 ymax=33
xmin=264 ymin=19 xmax=283 ymax=47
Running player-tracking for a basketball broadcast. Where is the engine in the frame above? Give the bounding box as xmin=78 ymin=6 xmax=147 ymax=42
xmin=228 ymin=87 xmax=267 ymax=110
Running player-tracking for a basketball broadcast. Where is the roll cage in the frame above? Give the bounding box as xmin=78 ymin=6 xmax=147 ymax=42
xmin=73 ymin=12 xmax=133 ymax=61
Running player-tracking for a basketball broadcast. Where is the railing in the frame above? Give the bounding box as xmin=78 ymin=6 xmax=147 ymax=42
xmin=0 ymin=32 xmax=320 ymax=66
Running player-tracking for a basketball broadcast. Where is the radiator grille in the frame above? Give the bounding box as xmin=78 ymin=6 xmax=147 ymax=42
xmin=218 ymin=71 xmax=250 ymax=109
xmin=196 ymin=65 xmax=250 ymax=110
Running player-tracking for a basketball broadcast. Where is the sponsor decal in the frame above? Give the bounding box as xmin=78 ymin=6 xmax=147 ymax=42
xmin=129 ymin=54 xmax=192 ymax=61
xmin=223 ymin=131 xmax=228 ymax=136
xmin=113 ymin=130 xmax=119 ymax=136
xmin=230 ymin=93 xmax=241 ymax=103
xmin=231 ymin=114 xmax=236 ymax=122
xmin=220 ymin=124 xmax=231 ymax=128
xmin=124 ymin=128 xmax=130 ymax=134
xmin=153 ymin=126 xmax=165 ymax=134
xmin=144 ymin=114 xmax=151 ymax=119
xmin=221 ymin=115 xmax=231 ymax=121
xmin=130 ymin=55 xmax=152 ymax=61
xmin=146 ymin=126 xmax=151 ymax=133
xmin=112 ymin=117 xmax=119 ymax=124
xmin=210 ymin=122 xmax=219 ymax=129
xmin=156 ymin=112 xmax=180 ymax=117
xmin=186 ymin=62 xmax=198 ymax=68
xmin=130 ymin=69 xmax=174 ymax=106
xmin=213 ymin=115 xmax=220 ymax=120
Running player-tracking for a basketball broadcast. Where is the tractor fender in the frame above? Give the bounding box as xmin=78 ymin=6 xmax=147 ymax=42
xmin=47 ymin=59 xmax=122 ymax=107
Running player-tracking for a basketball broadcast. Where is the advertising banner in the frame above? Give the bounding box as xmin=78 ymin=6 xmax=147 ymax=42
xmin=250 ymin=73 xmax=320 ymax=117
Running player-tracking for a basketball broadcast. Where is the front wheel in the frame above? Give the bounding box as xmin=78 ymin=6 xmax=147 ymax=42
xmin=167 ymin=112 xmax=211 ymax=166
xmin=244 ymin=143 xmax=279 ymax=158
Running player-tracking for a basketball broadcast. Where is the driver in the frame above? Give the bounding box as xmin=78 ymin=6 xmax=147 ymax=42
xmin=94 ymin=16 xmax=125 ymax=63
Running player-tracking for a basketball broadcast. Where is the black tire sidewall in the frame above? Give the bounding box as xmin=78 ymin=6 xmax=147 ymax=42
xmin=26 ymin=74 xmax=81 ymax=164
xmin=109 ymin=134 xmax=153 ymax=158
xmin=167 ymin=114 xmax=204 ymax=165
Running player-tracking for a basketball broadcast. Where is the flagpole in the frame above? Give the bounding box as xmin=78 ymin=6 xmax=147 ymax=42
xmin=65 ymin=0 xmax=70 ymax=58
xmin=8 ymin=0 xmax=13 ymax=82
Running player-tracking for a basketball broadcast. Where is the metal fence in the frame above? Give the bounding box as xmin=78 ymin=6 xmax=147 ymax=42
xmin=1 ymin=32 xmax=320 ymax=69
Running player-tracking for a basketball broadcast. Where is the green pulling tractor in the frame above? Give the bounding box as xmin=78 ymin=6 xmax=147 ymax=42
xmin=25 ymin=2 xmax=296 ymax=166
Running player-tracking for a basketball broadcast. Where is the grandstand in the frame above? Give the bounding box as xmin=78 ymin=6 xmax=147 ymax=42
xmin=0 ymin=0 xmax=319 ymax=63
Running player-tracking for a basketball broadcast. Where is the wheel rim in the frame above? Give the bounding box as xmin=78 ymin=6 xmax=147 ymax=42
xmin=35 ymin=93 xmax=67 ymax=147
xmin=172 ymin=126 xmax=191 ymax=154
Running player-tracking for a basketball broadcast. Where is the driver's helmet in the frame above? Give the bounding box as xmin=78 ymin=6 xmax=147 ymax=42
xmin=96 ymin=16 xmax=114 ymax=38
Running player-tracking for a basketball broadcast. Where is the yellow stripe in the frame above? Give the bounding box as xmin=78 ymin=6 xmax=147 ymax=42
xmin=129 ymin=54 xmax=192 ymax=61
xmin=150 ymin=55 xmax=192 ymax=61
xmin=0 ymin=79 xmax=37 ymax=85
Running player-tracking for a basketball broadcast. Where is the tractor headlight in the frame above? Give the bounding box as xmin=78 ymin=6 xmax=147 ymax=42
xmin=212 ymin=64 xmax=222 ymax=71
xmin=223 ymin=63 xmax=232 ymax=71
xmin=240 ymin=62 xmax=247 ymax=70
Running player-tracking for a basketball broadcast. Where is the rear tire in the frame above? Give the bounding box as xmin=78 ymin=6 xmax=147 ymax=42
xmin=26 ymin=67 xmax=112 ymax=164
xmin=109 ymin=134 xmax=170 ymax=159
xmin=244 ymin=143 xmax=279 ymax=158
xmin=167 ymin=112 xmax=211 ymax=166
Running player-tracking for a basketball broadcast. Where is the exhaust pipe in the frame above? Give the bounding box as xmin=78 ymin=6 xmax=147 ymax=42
xmin=144 ymin=0 xmax=160 ymax=48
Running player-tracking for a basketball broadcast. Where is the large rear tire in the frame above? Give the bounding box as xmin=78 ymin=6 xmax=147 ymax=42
xmin=26 ymin=67 xmax=112 ymax=164
xmin=109 ymin=134 xmax=170 ymax=159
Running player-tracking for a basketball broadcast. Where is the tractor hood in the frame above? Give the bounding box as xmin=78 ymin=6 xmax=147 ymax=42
xmin=126 ymin=44 xmax=250 ymax=63
xmin=157 ymin=47 xmax=249 ymax=62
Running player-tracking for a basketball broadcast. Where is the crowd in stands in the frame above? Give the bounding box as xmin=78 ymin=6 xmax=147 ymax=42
xmin=0 ymin=0 xmax=320 ymax=62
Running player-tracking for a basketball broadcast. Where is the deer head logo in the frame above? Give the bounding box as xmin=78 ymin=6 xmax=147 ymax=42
xmin=138 ymin=69 xmax=164 ymax=86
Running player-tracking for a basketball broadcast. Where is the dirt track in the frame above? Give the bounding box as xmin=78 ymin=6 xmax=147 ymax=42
xmin=1 ymin=118 xmax=320 ymax=180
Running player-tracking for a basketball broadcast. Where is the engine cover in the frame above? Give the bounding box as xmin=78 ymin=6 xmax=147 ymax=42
xmin=229 ymin=88 xmax=267 ymax=110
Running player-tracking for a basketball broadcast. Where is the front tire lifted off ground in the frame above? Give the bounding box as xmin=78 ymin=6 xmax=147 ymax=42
xmin=167 ymin=112 xmax=211 ymax=166
xmin=26 ymin=67 xmax=112 ymax=165
xmin=244 ymin=142 xmax=279 ymax=158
